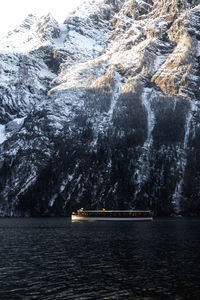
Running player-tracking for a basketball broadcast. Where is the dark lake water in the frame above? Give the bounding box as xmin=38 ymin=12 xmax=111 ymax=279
xmin=0 ymin=218 xmax=200 ymax=300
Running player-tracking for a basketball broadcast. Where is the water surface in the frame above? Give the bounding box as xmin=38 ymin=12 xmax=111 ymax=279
xmin=0 ymin=218 xmax=200 ymax=299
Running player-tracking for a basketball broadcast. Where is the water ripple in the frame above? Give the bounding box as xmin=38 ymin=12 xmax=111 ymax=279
xmin=0 ymin=218 xmax=200 ymax=299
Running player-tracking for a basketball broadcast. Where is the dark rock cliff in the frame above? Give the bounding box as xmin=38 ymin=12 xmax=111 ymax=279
xmin=0 ymin=0 xmax=200 ymax=216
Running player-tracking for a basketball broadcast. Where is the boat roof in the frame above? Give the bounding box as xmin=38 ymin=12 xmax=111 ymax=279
xmin=77 ymin=210 xmax=151 ymax=212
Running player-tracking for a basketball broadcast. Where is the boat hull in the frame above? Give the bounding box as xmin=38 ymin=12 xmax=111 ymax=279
xmin=71 ymin=215 xmax=153 ymax=221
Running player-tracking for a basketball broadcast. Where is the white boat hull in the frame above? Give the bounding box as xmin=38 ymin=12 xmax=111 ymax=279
xmin=71 ymin=215 xmax=153 ymax=221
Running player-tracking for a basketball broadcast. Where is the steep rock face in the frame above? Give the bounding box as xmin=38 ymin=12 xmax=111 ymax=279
xmin=0 ymin=0 xmax=200 ymax=216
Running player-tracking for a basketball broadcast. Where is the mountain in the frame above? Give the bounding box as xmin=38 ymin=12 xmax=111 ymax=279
xmin=0 ymin=0 xmax=200 ymax=216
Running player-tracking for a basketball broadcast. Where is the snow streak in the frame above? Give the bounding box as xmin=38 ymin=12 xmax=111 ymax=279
xmin=134 ymin=88 xmax=155 ymax=200
xmin=172 ymin=100 xmax=197 ymax=213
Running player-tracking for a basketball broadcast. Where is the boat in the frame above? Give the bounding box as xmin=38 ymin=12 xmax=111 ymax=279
xmin=71 ymin=208 xmax=153 ymax=221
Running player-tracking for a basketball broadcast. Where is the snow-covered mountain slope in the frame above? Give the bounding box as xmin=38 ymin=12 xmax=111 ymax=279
xmin=0 ymin=0 xmax=200 ymax=216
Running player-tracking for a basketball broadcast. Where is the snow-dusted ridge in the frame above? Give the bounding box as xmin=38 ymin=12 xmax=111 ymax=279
xmin=1 ymin=0 xmax=200 ymax=216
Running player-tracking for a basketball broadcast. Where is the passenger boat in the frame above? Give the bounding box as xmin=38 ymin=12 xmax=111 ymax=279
xmin=71 ymin=209 xmax=153 ymax=221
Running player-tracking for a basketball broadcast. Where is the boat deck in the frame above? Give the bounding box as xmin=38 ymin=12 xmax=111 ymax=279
xmin=71 ymin=210 xmax=153 ymax=221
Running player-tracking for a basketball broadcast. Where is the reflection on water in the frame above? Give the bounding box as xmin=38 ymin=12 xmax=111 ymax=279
xmin=0 ymin=218 xmax=200 ymax=299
